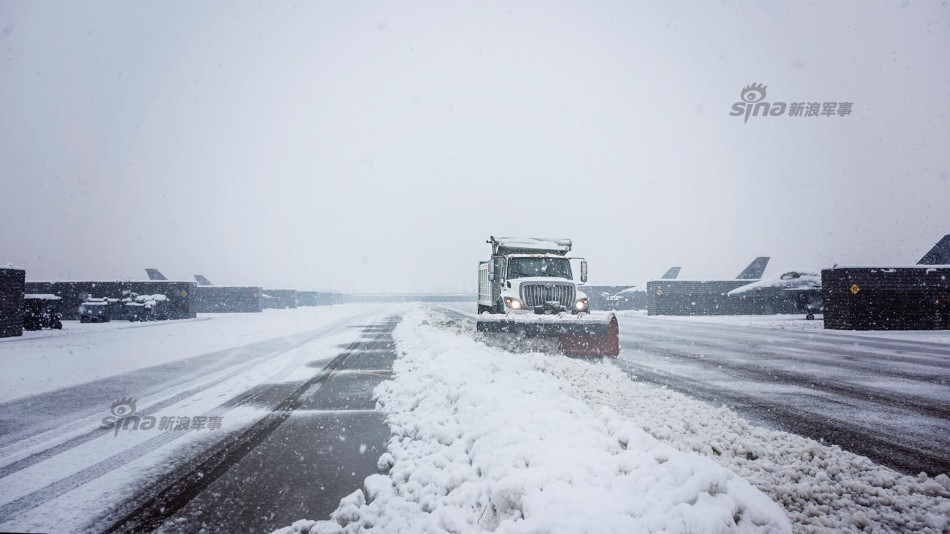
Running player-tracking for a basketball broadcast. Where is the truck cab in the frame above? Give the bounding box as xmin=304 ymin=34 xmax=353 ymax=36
xmin=478 ymin=237 xmax=589 ymax=315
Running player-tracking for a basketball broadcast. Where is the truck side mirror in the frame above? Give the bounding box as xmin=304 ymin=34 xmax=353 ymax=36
xmin=488 ymin=261 xmax=495 ymax=281
xmin=580 ymin=260 xmax=588 ymax=284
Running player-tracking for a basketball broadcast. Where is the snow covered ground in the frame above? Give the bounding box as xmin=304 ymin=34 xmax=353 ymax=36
xmin=0 ymin=304 xmax=384 ymax=403
xmin=282 ymin=309 xmax=949 ymax=534
xmin=619 ymin=311 xmax=950 ymax=344
xmin=3 ymin=303 xmax=947 ymax=532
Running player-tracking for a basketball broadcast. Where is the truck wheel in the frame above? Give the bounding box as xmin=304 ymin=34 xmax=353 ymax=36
xmin=806 ymin=313 xmax=815 ymax=320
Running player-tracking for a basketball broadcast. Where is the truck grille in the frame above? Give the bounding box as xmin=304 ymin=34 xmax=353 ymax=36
xmin=520 ymin=283 xmax=575 ymax=308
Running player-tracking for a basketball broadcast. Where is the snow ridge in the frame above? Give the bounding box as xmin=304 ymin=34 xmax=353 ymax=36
xmin=279 ymin=310 xmax=790 ymax=533
xmin=564 ymin=361 xmax=950 ymax=533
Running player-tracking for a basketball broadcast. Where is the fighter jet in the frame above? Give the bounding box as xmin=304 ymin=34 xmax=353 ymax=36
xmin=145 ymin=268 xmax=168 ymax=281
xmin=918 ymin=235 xmax=950 ymax=265
xmin=646 ymin=257 xmax=773 ymax=316
xmin=617 ymin=266 xmax=682 ymax=292
xmin=728 ymin=270 xmax=822 ymax=319
xmin=735 ymin=257 xmax=770 ymax=280
xmin=659 ymin=266 xmax=681 ymax=280
xmin=728 ymin=235 xmax=950 ymax=320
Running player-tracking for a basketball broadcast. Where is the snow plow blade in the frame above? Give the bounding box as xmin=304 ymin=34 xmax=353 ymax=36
xmin=475 ymin=312 xmax=620 ymax=357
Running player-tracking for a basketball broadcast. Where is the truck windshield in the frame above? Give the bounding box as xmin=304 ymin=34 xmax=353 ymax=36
xmin=506 ymin=257 xmax=572 ymax=279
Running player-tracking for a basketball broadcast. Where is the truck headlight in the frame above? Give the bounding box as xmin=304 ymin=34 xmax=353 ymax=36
xmin=504 ymin=297 xmax=523 ymax=310
xmin=575 ymin=298 xmax=589 ymax=311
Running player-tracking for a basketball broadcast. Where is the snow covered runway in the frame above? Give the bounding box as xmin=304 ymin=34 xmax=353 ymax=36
xmin=612 ymin=313 xmax=950 ymax=477
xmin=2 ymin=304 xmax=948 ymax=532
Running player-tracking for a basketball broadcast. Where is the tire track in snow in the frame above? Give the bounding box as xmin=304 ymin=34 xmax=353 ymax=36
xmin=612 ymin=356 xmax=950 ymax=476
xmin=0 ymin=313 xmax=366 ymax=477
xmin=101 ymin=317 xmax=400 ymax=533
xmin=0 ymin=312 xmax=374 ymax=524
xmin=620 ymin=333 xmax=950 ymax=421
xmin=628 ymin=317 xmax=950 ymax=362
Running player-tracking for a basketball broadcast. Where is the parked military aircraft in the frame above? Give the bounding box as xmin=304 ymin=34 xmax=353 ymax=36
xmin=728 ymin=270 xmax=822 ymax=319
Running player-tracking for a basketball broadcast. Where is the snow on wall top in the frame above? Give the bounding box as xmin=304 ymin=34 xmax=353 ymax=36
xmin=648 ymin=279 xmax=758 ymax=283
xmin=24 ymin=294 xmax=61 ymax=300
xmin=827 ymin=264 xmax=950 ymax=270
xmin=196 ymin=285 xmax=263 ymax=289
xmin=26 ymin=279 xmax=197 ymax=284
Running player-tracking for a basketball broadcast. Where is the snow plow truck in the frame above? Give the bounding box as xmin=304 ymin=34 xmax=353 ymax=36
xmin=476 ymin=236 xmax=620 ymax=357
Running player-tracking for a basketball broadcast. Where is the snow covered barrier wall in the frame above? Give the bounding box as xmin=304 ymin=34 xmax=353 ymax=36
xmin=646 ymin=280 xmax=801 ymax=316
xmin=193 ymin=285 xmax=263 ymax=313
xmin=583 ymin=285 xmax=646 ymax=311
xmin=24 ymin=280 xmax=197 ymax=320
xmin=295 ymin=290 xmax=334 ymax=307
xmin=0 ymin=267 xmax=25 ymax=338
xmin=282 ymin=310 xmax=791 ymax=533
xmin=263 ymin=289 xmax=298 ymax=309
xmin=823 ymin=267 xmax=950 ymax=330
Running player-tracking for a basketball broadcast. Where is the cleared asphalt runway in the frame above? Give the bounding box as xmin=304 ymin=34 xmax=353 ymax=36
xmin=440 ymin=303 xmax=950 ymax=476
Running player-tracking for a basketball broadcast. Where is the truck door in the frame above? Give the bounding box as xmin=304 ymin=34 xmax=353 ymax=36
xmin=492 ymin=256 xmax=506 ymax=307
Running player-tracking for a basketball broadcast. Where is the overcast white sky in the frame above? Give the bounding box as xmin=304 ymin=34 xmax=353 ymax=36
xmin=1 ymin=1 xmax=948 ymax=292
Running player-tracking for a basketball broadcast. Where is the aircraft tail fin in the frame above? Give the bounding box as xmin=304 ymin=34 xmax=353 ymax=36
xmin=918 ymin=235 xmax=950 ymax=265
xmin=145 ymin=268 xmax=168 ymax=281
xmin=737 ymin=257 xmax=770 ymax=279
xmin=660 ymin=267 xmax=681 ymax=279
xmin=195 ymin=274 xmax=213 ymax=286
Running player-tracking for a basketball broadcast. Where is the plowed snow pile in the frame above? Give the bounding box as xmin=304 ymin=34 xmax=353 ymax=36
xmin=565 ymin=350 xmax=950 ymax=533
xmin=279 ymin=310 xmax=791 ymax=533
